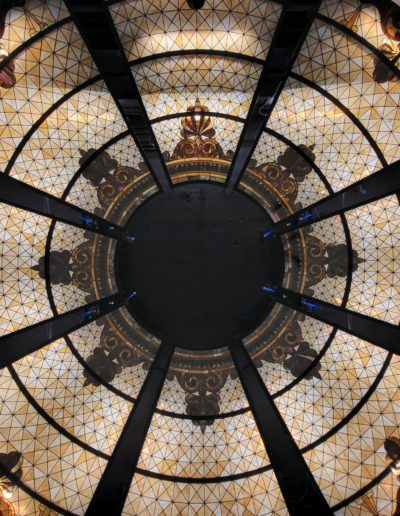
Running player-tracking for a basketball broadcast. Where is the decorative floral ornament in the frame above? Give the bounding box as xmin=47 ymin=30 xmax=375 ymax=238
xmin=185 ymin=392 xmax=220 ymax=433
xmin=79 ymin=148 xmax=118 ymax=187
xmin=83 ymin=348 xmax=122 ymax=387
xmin=32 ymin=250 xmax=73 ymax=285
xmin=172 ymin=99 xmax=224 ymax=159
xmin=283 ymin=341 xmax=322 ymax=380
xmin=277 ymin=144 xmax=316 ymax=182
xmin=181 ymin=99 xmax=215 ymax=140
xmin=324 ymin=243 xmax=364 ymax=278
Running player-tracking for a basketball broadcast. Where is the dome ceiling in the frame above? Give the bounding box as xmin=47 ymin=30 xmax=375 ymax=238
xmin=0 ymin=0 xmax=400 ymax=515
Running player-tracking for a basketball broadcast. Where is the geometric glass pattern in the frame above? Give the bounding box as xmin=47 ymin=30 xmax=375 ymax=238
xmin=0 ymin=0 xmax=400 ymax=513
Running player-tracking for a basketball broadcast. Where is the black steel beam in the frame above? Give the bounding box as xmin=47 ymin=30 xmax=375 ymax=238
xmin=229 ymin=340 xmax=332 ymax=515
xmin=85 ymin=340 xmax=175 ymax=515
xmin=272 ymin=159 xmax=400 ymax=235
xmin=263 ymin=286 xmax=400 ymax=354
xmin=64 ymin=0 xmax=171 ymax=192
xmin=225 ymin=0 xmax=321 ymax=191
xmin=0 ymin=173 xmax=128 ymax=240
xmin=0 ymin=292 xmax=129 ymax=368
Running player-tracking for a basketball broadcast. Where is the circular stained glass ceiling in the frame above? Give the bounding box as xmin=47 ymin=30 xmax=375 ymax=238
xmin=1 ymin=0 xmax=400 ymax=514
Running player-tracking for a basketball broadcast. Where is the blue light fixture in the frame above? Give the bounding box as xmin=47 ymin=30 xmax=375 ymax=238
xmin=298 ymin=210 xmax=317 ymax=223
xmin=82 ymin=306 xmax=98 ymax=319
xmin=127 ymin=291 xmax=137 ymax=301
xmin=301 ymin=299 xmax=321 ymax=310
xmin=80 ymin=214 xmax=94 ymax=225
xmin=262 ymin=286 xmax=276 ymax=294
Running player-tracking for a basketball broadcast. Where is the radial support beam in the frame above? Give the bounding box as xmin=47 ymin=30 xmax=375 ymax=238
xmin=0 ymin=292 xmax=128 ymax=368
xmin=263 ymin=286 xmax=400 ymax=354
xmin=229 ymin=340 xmax=333 ymax=515
xmin=225 ymin=0 xmax=321 ymax=191
xmin=64 ymin=0 xmax=171 ymax=192
xmin=272 ymin=160 xmax=400 ymax=235
xmin=0 ymin=174 xmax=129 ymax=240
xmin=85 ymin=340 xmax=175 ymax=515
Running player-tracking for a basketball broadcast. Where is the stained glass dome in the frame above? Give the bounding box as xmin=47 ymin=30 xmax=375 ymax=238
xmin=0 ymin=0 xmax=400 ymax=514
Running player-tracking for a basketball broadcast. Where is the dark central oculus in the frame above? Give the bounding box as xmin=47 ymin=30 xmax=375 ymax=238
xmin=115 ymin=183 xmax=285 ymax=350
